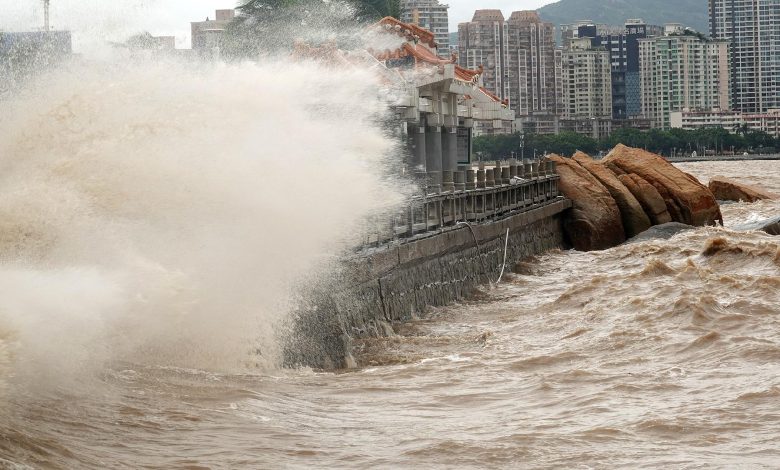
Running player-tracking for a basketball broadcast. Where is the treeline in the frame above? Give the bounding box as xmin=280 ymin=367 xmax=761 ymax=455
xmin=222 ymin=0 xmax=400 ymax=58
xmin=473 ymin=127 xmax=779 ymax=160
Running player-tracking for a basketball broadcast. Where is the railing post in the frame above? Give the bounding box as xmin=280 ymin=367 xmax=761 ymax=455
xmin=466 ymin=169 xmax=476 ymax=190
xmin=407 ymin=202 xmax=414 ymax=237
xmin=486 ymin=166 xmax=496 ymax=187
xmin=454 ymin=168 xmax=466 ymax=192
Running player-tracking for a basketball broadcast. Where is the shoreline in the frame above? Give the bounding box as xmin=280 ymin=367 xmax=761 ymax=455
xmin=666 ymin=154 xmax=780 ymax=163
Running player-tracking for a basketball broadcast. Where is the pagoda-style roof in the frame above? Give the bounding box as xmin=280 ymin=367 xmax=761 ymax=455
xmin=370 ymin=17 xmax=507 ymax=107
xmin=375 ymin=16 xmax=437 ymax=49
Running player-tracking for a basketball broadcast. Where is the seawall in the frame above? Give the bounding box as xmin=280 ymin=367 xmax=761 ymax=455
xmin=286 ymin=192 xmax=572 ymax=369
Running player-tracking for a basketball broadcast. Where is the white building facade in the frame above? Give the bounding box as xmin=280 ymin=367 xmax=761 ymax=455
xmin=709 ymin=0 xmax=780 ymax=113
xmin=639 ymin=30 xmax=730 ymax=129
xmin=670 ymin=109 xmax=780 ymax=137
xmin=400 ymin=0 xmax=450 ymax=58
xmin=561 ymin=37 xmax=612 ymax=120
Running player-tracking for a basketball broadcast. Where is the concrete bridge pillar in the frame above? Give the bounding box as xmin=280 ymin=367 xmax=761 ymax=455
xmin=410 ymin=124 xmax=427 ymax=180
xmin=441 ymin=126 xmax=459 ymax=174
xmin=442 ymin=170 xmax=455 ymax=192
xmin=425 ymin=125 xmax=443 ymax=191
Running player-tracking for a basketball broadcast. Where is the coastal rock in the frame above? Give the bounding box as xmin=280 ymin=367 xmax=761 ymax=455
xmin=708 ymin=176 xmax=780 ymax=203
xmin=617 ymin=174 xmax=673 ymax=225
xmin=572 ymin=152 xmax=652 ymax=238
xmin=603 ymin=144 xmax=723 ymax=226
xmin=547 ymin=154 xmax=625 ymax=251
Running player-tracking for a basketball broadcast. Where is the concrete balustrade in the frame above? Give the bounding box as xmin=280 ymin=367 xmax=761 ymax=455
xmin=363 ymin=171 xmax=563 ymax=248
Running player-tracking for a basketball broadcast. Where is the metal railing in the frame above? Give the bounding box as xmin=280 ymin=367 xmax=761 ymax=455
xmin=363 ymin=159 xmax=561 ymax=248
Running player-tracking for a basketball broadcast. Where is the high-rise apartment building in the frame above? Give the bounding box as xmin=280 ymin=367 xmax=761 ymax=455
xmin=458 ymin=10 xmax=559 ymax=117
xmin=400 ymin=0 xmax=450 ymax=58
xmin=639 ymin=28 xmax=730 ymax=128
xmin=574 ymin=19 xmax=662 ymax=120
xmin=458 ymin=10 xmax=507 ymax=102
xmin=709 ymin=0 xmax=780 ymax=113
xmin=561 ymin=38 xmax=612 ymax=119
xmin=505 ymin=11 xmax=559 ymax=115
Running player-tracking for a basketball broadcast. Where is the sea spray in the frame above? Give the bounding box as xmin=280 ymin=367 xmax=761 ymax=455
xmin=0 ymin=56 xmax=409 ymax=387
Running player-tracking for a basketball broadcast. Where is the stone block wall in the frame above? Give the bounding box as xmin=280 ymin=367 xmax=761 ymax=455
xmin=283 ymin=198 xmax=571 ymax=368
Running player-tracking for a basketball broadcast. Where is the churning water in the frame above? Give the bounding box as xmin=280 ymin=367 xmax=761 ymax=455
xmin=0 ymin=57 xmax=403 ymax=388
xmin=2 ymin=43 xmax=780 ymax=470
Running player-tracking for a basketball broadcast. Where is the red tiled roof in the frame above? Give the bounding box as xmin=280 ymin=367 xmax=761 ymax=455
xmin=376 ymin=16 xmax=437 ymax=49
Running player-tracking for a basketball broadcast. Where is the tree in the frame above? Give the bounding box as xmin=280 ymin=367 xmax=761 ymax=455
xmin=222 ymin=0 xmax=399 ymax=58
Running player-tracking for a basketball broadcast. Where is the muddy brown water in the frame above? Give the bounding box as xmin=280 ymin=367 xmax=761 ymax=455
xmin=1 ymin=161 xmax=780 ymax=469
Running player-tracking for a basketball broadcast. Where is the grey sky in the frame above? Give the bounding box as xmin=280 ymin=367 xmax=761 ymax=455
xmin=0 ymin=0 xmax=557 ymax=50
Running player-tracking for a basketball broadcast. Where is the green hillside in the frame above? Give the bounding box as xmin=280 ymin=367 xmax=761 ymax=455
xmin=537 ymin=0 xmax=709 ymax=33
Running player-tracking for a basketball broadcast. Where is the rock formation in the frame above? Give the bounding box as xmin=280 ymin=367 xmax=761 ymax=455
xmin=547 ymin=154 xmax=626 ymax=251
xmin=708 ymin=176 xmax=779 ymax=203
xmin=602 ymin=144 xmax=723 ymax=226
xmin=617 ymin=174 xmax=673 ymax=225
xmin=572 ymin=152 xmax=651 ymax=238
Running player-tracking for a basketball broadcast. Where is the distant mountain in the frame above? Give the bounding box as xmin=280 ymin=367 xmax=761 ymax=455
xmin=537 ymin=0 xmax=709 ymax=34
xmin=449 ymin=31 xmax=457 ymax=47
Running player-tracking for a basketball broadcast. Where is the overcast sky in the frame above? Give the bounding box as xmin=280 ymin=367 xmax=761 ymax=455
xmin=0 ymin=0 xmax=557 ymax=50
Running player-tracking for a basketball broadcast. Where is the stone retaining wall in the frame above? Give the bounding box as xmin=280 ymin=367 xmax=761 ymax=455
xmin=285 ymin=198 xmax=572 ymax=368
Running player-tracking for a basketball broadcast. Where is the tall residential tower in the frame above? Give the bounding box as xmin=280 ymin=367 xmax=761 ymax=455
xmin=639 ymin=26 xmax=730 ymax=129
xmin=400 ymin=0 xmax=450 ymax=58
xmin=458 ymin=11 xmax=560 ymax=116
xmin=709 ymin=0 xmax=780 ymax=112
xmin=505 ymin=11 xmax=559 ymax=115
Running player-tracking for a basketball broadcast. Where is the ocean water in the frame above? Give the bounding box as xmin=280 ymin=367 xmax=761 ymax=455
xmin=2 ymin=52 xmax=780 ymax=469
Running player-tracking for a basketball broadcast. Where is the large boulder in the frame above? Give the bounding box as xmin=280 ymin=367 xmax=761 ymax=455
xmin=708 ymin=176 xmax=780 ymax=203
xmin=618 ymin=174 xmax=673 ymax=225
xmin=547 ymin=154 xmax=625 ymax=251
xmin=572 ymin=152 xmax=652 ymax=238
xmin=603 ymin=144 xmax=723 ymax=226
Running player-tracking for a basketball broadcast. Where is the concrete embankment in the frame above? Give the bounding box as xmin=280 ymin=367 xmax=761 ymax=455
xmin=288 ymin=197 xmax=571 ymax=369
